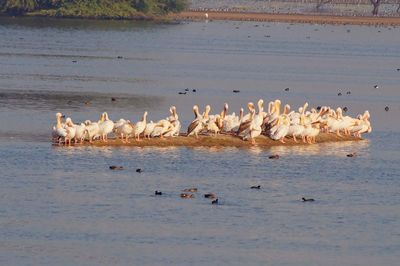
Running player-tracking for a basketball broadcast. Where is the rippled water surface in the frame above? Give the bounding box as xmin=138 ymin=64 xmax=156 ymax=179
xmin=0 ymin=17 xmax=399 ymax=265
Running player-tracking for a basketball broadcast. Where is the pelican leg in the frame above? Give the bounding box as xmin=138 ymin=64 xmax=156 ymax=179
xmin=279 ymin=138 xmax=286 ymax=144
xmin=293 ymin=134 xmax=298 ymax=143
xmin=336 ymin=130 xmax=342 ymax=138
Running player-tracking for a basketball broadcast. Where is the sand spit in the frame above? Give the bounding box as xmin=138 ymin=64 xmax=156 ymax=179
xmin=172 ymin=11 xmax=400 ymax=26
xmin=55 ymin=133 xmax=361 ymax=148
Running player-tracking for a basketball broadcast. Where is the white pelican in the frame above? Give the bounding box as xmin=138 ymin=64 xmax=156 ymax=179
xmin=98 ymin=112 xmax=114 ymax=142
xmin=64 ymin=117 xmax=76 ymax=146
xmin=302 ymin=121 xmax=321 ymax=144
xmin=165 ymin=106 xmax=181 ymax=137
xmin=206 ymin=115 xmax=221 ymax=136
xmin=287 ymin=113 xmax=305 ymax=143
xmin=53 ymin=112 xmax=67 ymax=144
xmin=187 ymin=105 xmax=205 ymax=138
xmin=151 ymin=119 xmax=174 ymax=138
xmin=144 ymin=120 xmax=156 ymax=139
xmin=120 ymin=120 xmax=135 ymax=143
xmin=113 ymin=118 xmax=127 ymax=139
xmin=270 ymin=115 xmax=290 ymax=143
xmin=243 ymin=99 xmax=264 ymax=144
xmin=84 ymin=120 xmax=100 ymax=144
xmin=134 ymin=111 xmax=147 ymax=141
xmin=237 ymin=108 xmax=255 ymax=137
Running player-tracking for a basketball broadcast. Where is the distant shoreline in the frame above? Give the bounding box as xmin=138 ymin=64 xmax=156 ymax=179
xmin=171 ymin=11 xmax=400 ymax=26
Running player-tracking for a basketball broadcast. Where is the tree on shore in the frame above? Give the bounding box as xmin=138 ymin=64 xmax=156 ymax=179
xmin=316 ymin=0 xmax=333 ymax=11
xmin=370 ymin=0 xmax=381 ymax=15
xmin=0 ymin=0 xmax=188 ymax=16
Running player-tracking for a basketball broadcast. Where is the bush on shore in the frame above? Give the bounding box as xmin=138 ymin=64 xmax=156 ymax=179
xmin=0 ymin=0 xmax=188 ymax=18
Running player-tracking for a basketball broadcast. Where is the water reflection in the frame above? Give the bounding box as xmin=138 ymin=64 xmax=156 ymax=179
xmin=269 ymin=139 xmax=370 ymax=157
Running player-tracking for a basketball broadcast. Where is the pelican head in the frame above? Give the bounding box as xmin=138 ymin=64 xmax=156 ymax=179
xmin=56 ymin=112 xmax=65 ymax=119
xmin=247 ymin=102 xmax=255 ymax=111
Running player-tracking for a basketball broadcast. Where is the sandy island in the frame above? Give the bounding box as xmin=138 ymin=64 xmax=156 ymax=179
xmin=170 ymin=11 xmax=400 ymax=26
xmin=56 ymin=133 xmax=361 ymax=148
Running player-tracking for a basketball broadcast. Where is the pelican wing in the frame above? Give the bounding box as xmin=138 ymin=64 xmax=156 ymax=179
xmin=237 ymin=120 xmax=252 ymax=135
xmin=187 ymin=120 xmax=200 ymax=135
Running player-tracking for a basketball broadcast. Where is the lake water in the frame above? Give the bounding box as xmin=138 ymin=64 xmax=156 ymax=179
xmin=0 ymin=17 xmax=399 ymax=265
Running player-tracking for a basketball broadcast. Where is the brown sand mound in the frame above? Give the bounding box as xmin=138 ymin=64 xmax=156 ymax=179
xmin=55 ymin=133 xmax=361 ymax=148
xmin=171 ymin=11 xmax=400 ymax=26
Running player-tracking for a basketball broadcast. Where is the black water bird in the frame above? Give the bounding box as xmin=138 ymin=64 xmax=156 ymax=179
xmin=346 ymin=91 xmax=351 ymax=95
xmin=251 ymin=185 xmax=261 ymax=189
xmin=155 ymin=191 xmax=162 ymax=195
xmin=284 ymin=87 xmax=290 ymax=91
xmin=347 ymin=152 xmax=356 ymax=157
xmin=211 ymin=198 xmax=219 ymax=205
xmin=233 ymin=90 xmax=240 ymax=93
xmin=111 ymin=97 xmax=116 ymax=101
xmin=338 ymin=92 xmax=342 ymax=96
xmin=343 ymin=107 xmax=348 ymax=112
xmin=117 ymin=56 xmax=123 ymax=59
xmin=269 ymin=154 xmax=280 ymax=159
xmin=192 ymin=89 xmax=197 ymax=92
xmin=185 ymin=88 xmax=189 ymax=91
xmin=178 ymin=92 xmax=187 ymax=95
xmin=302 ymin=197 xmax=315 ymax=202
xmin=385 ymin=106 xmax=389 ymax=112
xmin=374 ymin=85 xmax=379 ymax=89
xmin=136 ymin=168 xmax=142 ymax=173
xmin=109 ymin=165 xmax=123 ymax=170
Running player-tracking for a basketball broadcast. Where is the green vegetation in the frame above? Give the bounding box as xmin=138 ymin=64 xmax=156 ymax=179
xmin=0 ymin=0 xmax=188 ymax=19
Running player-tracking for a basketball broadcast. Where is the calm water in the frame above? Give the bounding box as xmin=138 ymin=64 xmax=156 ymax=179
xmin=0 ymin=17 xmax=400 ymax=265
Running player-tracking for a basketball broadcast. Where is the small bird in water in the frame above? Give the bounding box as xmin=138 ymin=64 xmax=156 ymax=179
xmin=250 ymin=185 xmax=261 ymax=189
xmin=346 ymin=91 xmax=351 ymax=95
xmin=211 ymin=198 xmax=218 ymax=205
xmin=338 ymin=92 xmax=342 ymax=96
xmin=117 ymin=56 xmax=123 ymax=59
xmin=180 ymin=193 xmax=194 ymax=198
xmin=233 ymin=90 xmax=240 ymax=93
xmin=111 ymin=97 xmax=116 ymax=101
xmin=183 ymin=187 xmax=197 ymax=192
xmin=374 ymin=85 xmax=379 ymax=89
xmin=269 ymin=154 xmax=280 ymax=159
xmin=178 ymin=92 xmax=187 ymax=95
xmin=136 ymin=168 xmax=142 ymax=173
xmin=343 ymin=107 xmax=348 ymax=112
xmin=185 ymin=88 xmax=189 ymax=92
xmin=347 ymin=152 xmax=357 ymax=157
xmin=284 ymin=87 xmax=290 ymax=92
xmin=192 ymin=89 xmax=197 ymax=92
xmin=302 ymin=197 xmax=315 ymax=202
xmin=109 ymin=165 xmax=123 ymax=170
xmin=204 ymin=193 xmax=216 ymax=199
xmin=155 ymin=191 xmax=162 ymax=195
xmin=385 ymin=106 xmax=389 ymax=112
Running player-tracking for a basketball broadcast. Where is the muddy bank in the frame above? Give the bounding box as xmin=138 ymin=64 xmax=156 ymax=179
xmin=171 ymin=11 xmax=400 ymax=25
xmin=55 ymin=133 xmax=362 ymax=148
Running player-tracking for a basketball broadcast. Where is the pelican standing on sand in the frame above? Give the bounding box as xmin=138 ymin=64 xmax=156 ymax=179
xmin=187 ymin=105 xmax=204 ymax=138
xmin=53 ymin=112 xmax=67 ymax=144
xmin=98 ymin=112 xmax=114 ymax=142
xmin=134 ymin=111 xmax=147 ymax=141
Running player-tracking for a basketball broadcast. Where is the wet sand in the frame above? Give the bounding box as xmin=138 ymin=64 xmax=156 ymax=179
xmin=171 ymin=11 xmax=400 ymax=26
xmin=58 ymin=133 xmax=361 ymax=148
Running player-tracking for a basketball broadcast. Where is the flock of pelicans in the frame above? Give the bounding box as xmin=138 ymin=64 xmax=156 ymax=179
xmin=52 ymin=99 xmax=372 ymax=146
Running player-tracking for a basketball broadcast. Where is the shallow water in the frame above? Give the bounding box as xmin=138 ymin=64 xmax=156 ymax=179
xmin=0 ymin=17 xmax=400 ymax=265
